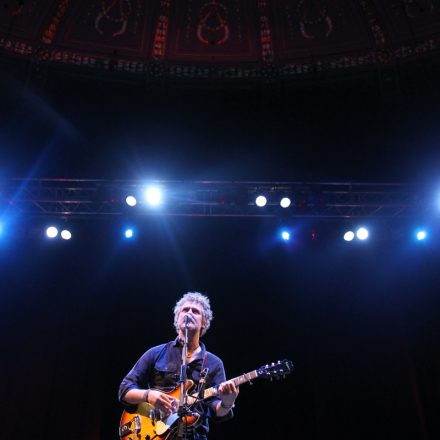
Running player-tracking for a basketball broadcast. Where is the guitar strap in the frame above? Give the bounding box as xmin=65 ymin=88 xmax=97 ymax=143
xmin=200 ymin=352 xmax=208 ymax=371
xmin=196 ymin=353 xmax=209 ymax=399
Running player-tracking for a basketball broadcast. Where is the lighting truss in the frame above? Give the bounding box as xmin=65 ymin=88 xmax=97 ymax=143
xmin=0 ymin=178 xmax=432 ymax=220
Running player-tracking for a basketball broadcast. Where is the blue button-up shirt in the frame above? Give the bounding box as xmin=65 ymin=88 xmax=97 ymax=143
xmin=119 ymin=339 xmax=232 ymax=436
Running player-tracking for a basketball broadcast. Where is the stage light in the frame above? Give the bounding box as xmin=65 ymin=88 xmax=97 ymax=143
xmin=281 ymin=230 xmax=291 ymax=241
xmin=416 ymin=230 xmax=427 ymax=241
xmin=145 ymin=186 xmax=162 ymax=206
xmin=356 ymin=227 xmax=369 ymax=240
xmin=61 ymin=229 xmax=72 ymax=240
xmin=255 ymin=195 xmax=267 ymax=207
xmin=344 ymin=231 xmax=355 ymax=242
xmin=126 ymin=195 xmax=137 ymax=207
xmin=124 ymin=228 xmax=134 ymax=239
xmin=46 ymin=226 xmax=58 ymax=239
xmin=280 ymin=197 xmax=291 ymax=208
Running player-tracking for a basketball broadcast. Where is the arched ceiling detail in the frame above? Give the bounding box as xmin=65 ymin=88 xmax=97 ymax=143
xmin=0 ymin=0 xmax=439 ymax=80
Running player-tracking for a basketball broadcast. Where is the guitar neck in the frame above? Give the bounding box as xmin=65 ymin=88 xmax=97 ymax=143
xmin=202 ymin=370 xmax=259 ymax=400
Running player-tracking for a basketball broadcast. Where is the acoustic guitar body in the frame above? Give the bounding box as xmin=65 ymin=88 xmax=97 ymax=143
xmin=119 ymin=380 xmax=199 ymax=440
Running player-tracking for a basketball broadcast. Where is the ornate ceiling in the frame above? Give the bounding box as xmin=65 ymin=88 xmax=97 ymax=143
xmin=1 ymin=0 xmax=440 ymax=81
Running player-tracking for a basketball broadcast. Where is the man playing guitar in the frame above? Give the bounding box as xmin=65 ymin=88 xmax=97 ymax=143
xmin=118 ymin=292 xmax=239 ymax=440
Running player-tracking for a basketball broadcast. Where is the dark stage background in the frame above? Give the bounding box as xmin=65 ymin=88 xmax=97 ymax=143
xmin=1 ymin=58 xmax=440 ymax=439
xmin=1 ymin=217 xmax=440 ymax=440
xmin=1 ymin=62 xmax=440 ymax=184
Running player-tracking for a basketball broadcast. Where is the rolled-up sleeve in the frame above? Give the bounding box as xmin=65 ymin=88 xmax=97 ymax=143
xmin=207 ymin=359 xmax=234 ymax=422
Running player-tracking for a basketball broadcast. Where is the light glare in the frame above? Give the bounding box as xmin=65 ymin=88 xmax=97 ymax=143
xmin=145 ymin=186 xmax=162 ymax=206
xmin=280 ymin=197 xmax=291 ymax=208
xmin=416 ymin=230 xmax=427 ymax=241
xmin=46 ymin=226 xmax=58 ymax=238
xmin=356 ymin=227 xmax=369 ymax=240
xmin=126 ymin=195 xmax=137 ymax=207
xmin=344 ymin=231 xmax=355 ymax=242
xmin=125 ymin=228 xmax=134 ymax=239
xmin=255 ymin=195 xmax=267 ymax=207
xmin=61 ymin=230 xmax=72 ymax=240
xmin=281 ymin=230 xmax=290 ymax=241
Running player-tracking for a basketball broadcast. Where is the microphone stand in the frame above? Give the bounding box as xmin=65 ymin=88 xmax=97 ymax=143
xmin=177 ymin=317 xmax=190 ymax=439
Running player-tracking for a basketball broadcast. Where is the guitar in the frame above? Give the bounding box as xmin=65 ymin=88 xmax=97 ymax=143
xmin=119 ymin=359 xmax=294 ymax=440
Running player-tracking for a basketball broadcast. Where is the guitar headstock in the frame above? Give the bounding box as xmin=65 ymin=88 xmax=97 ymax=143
xmin=257 ymin=359 xmax=294 ymax=380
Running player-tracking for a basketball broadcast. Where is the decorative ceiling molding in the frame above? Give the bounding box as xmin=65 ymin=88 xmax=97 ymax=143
xmin=0 ymin=0 xmax=439 ymax=80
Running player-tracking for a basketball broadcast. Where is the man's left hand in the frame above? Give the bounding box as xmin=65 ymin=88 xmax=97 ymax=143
xmin=218 ymin=380 xmax=239 ymax=407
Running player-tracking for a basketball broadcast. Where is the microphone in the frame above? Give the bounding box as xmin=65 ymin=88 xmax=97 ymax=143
xmin=184 ymin=314 xmax=192 ymax=325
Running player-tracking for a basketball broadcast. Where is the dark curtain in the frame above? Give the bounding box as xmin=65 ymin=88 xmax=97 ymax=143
xmin=1 ymin=217 xmax=439 ymax=440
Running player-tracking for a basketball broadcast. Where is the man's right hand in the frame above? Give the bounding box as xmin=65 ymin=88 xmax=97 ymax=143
xmin=148 ymin=390 xmax=178 ymax=415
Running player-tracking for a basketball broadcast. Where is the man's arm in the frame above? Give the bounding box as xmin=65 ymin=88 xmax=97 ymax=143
xmin=119 ymin=345 xmax=178 ymax=415
xmin=207 ymin=358 xmax=239 ymax=418
xmin=215 ymin=380 xmax=239 ymax=417
xmin=123 ymin=388 xmax=178 ymax=414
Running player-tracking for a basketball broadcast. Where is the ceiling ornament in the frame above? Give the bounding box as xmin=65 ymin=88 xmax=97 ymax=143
xmin=297 ymin=0 xmax=333 ymax=39
xmin=152 ymin=0 xmax=170 ymax=60
xmin=196 ymin=0 xmax=230 ymax=46
xmin=1 ymin=0 xmax=440 ymax=81
xmin=95 ymin=0 xmax=133 ymax=37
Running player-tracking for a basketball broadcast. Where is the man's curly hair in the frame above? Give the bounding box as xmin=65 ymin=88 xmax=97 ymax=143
xmin=173 ymin=292 xmax=213 ymax=337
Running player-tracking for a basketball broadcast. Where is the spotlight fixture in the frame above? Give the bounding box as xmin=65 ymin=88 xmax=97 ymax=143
xmin=124 ymin=228 xmax=134 ymax=239
xmin=281 ymin=230 xmax=291 ymax=241
xmin=280 ymin=197 xmax=291 ymax=208
xmin=255 ymin=195 xmax=267 ymax=207
xmin=356 ymin=227 xmax=369 ymax=241
xmin=61 ymin=229 xmax=72 ymax=240
xmin=126 ymin=195 xmax=137 ymax=207
xmin=416 ymin=230 xmax=427 ymax=241
xmin=145 ymin=186 xmax=162 ymax=206
xmin=343 ymin=231 xmax=355 ymax=242
xmin=46 ymin=226 xmax=58 ymax=239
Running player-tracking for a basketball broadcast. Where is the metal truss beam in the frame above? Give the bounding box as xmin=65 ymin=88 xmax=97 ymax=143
xmin=0 ymin=178 xmax=432 ymax=220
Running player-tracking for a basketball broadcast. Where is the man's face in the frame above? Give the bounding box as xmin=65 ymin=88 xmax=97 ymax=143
xmin=177 ymin=301 xmax=205 ymax=335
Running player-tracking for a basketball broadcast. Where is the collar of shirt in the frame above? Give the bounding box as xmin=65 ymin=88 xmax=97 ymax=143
xmin=173 ymin=337 xmax=206 ymax=362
